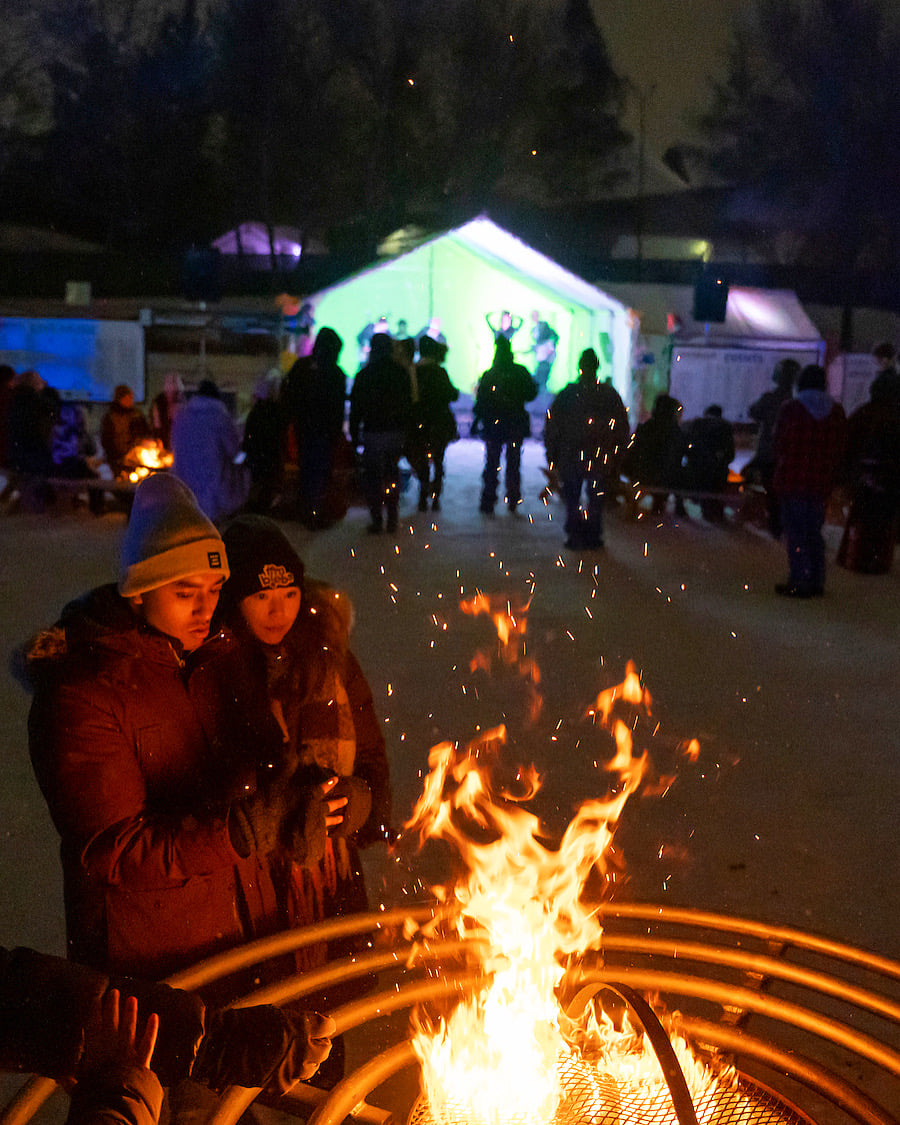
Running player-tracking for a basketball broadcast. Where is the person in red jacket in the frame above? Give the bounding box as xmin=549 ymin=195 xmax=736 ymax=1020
xmin=773 ymin=364 xmax=848 ymax=598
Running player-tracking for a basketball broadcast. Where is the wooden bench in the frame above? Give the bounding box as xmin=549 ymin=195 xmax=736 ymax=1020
xmin=1 ymin=472 xmax=137 ymax=513
xmin=621 ymin=481 xmax=766 ymax=523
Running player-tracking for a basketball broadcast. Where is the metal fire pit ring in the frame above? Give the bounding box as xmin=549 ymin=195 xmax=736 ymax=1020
xmin=2 ymin=904 xmax=897 ymax=1125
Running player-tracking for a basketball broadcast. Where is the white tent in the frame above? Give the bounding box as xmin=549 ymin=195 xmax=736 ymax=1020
xmin=603 ymin=282 xmax=824 ymax=422
xmin=309 ymin=217 xmax=635 ymax=402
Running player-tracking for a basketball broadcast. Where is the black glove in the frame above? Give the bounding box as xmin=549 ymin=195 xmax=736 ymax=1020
xmin=327 ymin=776 xmax=372 ymax=839
xmin=228 ymin=764 xmax=296 ymax=858
xmin=193 ymin=1006 xmax=336 ymax=1093
xmin=284 ymin=786 xmax=329 ymax=867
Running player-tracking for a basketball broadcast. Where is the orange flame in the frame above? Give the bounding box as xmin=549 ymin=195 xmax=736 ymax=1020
xmin=126 ymin=440 xmax=174 ymax=483
xmin=405 ymin=666 xmax=731 ymax=1125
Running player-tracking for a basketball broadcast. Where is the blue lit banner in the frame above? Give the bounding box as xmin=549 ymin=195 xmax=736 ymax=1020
xmin=0 ymin=317 xmax=145 ymax=402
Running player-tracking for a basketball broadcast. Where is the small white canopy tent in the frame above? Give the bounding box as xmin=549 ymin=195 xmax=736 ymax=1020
xmin=308 ymin=217 xmax=635 ymax=403
xmin=603 ymin=282 xmax=824 ymax=422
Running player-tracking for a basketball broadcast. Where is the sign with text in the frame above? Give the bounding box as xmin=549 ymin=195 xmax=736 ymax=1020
xmin=670 ymin=345 xmax=823 ymax=422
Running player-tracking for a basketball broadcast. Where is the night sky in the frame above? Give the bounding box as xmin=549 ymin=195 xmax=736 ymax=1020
xmin=592 ymin=0 xmax=743 ymax=153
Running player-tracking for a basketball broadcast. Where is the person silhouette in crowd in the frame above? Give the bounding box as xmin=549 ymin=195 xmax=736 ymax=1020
xmin=349 ymin=333 xmax=413 ymax=534
xmin=281 ymin=327 xmax=348 ymax=528
xmin=4 ymin=370 xmax=59 ymax=510
xmin=101 ymin=385 xmax=149 ymax=480
xmin=295 ymin=301 xmax=316 ymax=358
xmin=172 ymin=379 xmax=248 ymax=522
xmin=150 ymin=373 xmax=184 ymax=451
xmin=472 ymin=336 xmax=538 ymax=515
xmin=242 ymin=367 xmax=285 ymax=514
xmin=393 ymin=336 xmax=418 ymax=401
xmin=545 ymin=348 xmax=629 ymax=549
xmin=1 ymin=944 xmax=335 ymax=1125
xmin=7 ymin=370 xmax=57 ymax=477
xmin=415 ymin=317 xmax=447 ymax=353
xmin=683 ymin=404 xmax=735 ymax=522
xmin=837 ymin=375 xmax=900 ymax=574
xmin=773 ymin=364 xmax=847 ymax=597
xmin=869 ymin=341 xmax=900 ymax=403
xmin=18 ymin=473 xmax=341 ymax=1119
xmin=485 ymin=310 xmax=523 ymax=344
xmin=0 ymin=364 xmax=15 ymax=475
xmin=51 ymin=401 xmax=105 ymax=515
xmin=529 ymin=310 xmax=559 ymax=391
xmin=748 ymin=358 xmax=800 ymax=536
xmin=625 ymin=392 xmax=688 ymax=515
xmin=407 ymin=336 xmax=459 ymax=512
xmin=215 ymin=515 xmax=391 ymax=1083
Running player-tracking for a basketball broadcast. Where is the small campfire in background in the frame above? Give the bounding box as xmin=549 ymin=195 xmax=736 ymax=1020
xmin=123 ymin=439 xmax=173 ymax=483
xmin=400 ymin=664 xmax=751 ymax=1125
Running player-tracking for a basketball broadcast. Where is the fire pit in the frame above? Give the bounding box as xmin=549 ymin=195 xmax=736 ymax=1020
xmin=3 ymin=663 xmax=896 ymax=1125
xmin=2 ymin=905 xmax=897 ymax=1125
xmin=192 ymin=902 xmax=896 ymax=1125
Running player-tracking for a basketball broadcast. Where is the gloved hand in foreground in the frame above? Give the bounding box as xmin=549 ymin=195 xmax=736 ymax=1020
xmin=193 ymin=1007 xmax=336 ymax=1093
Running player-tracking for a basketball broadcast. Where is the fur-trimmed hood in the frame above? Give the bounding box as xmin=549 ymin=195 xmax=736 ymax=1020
xmin=12 ymin=583 xmax=231 ymax=694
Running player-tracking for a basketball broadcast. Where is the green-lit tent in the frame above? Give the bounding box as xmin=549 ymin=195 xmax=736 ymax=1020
xmin=310 ymin=217 xmax=634 ymax=400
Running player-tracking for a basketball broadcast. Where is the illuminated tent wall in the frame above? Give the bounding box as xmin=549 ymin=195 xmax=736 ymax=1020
xmin=309 ymin=218 xmax=634 ymax=401
xmin=604 ymin=282 xmax=824 ymax=423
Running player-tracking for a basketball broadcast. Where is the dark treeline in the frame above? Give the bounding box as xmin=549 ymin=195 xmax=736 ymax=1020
xmin=0 ymin=0 xmax=631 ymax=255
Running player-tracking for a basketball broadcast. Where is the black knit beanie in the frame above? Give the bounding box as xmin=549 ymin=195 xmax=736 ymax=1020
xmin=221 ymin=515 xmax=305 ymax=608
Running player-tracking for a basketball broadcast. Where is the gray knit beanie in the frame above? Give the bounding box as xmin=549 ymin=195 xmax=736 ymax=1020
xmin=118 ymin=473 xmax=229 ymax=597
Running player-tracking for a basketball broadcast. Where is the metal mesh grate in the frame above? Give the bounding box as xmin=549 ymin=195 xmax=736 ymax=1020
xmin=408 ymin=1058 xmax=809 ymax=1125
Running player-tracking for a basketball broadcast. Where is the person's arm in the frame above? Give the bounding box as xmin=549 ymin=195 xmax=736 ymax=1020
xmin=29 ymin=677 xmax=309 ymax=890
xmin=442 ymin=370 xmax=460 ymax=404
xmin=31 ymin=684 xmax=242 ymax=888
xmin=343 ymin=652 xmax=391 ymax=845
xmin=0 ymin=946 xmax=334 ymax=1096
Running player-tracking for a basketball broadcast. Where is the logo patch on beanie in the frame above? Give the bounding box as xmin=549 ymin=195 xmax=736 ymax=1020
xmin=259 ymin=563 xmax=295 ymax=589
xmin=208 ymin=551 xmax=223 ymax=569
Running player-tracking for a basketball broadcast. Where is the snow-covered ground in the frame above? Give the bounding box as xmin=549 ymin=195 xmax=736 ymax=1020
xmin=1 ymin=439 xmax=898 ymax=1114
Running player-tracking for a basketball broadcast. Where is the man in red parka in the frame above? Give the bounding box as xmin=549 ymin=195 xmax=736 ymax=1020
xmin=773 ymin=364 xmax=848 ymax=598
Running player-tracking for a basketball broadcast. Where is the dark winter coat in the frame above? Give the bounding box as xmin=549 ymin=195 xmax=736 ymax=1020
xmin=472 ymin=361 xmax=537 ymax=443
xmin=683 ymin=414 xmax=735 ymax=493
xmin=281 ymin=354 xmax=346 ymax=446
xmin=0 ymin=945 xmax=201 ymax=1085
xmin=544 ymin=379 xmax=629 ymax=478
xmin=625 ymin=401 xmax=687 ymax=491
xmin=773 ymin=391 xmax=847 ymax=499
xmin=0 ymin=945 xmax=330 ymax=1101
xmin=349 ymin=355 xmax=413 ymax=442
xmin=242 ymin=399 xmax=285 ymax=488
xmin=213 ymin=582 xmax=391 ymax=978
xmin=748 ymin=386 xmax=793 ymax=468
xmin=6 ymin=384 xmax=57 ymax=475
xmin=408 ymin=359 xmax=459 ymax=453
xmin=21 ymin=586 xmax=287 ymax=985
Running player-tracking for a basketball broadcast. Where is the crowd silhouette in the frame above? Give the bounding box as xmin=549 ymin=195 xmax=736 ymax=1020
xmin=2 ymin=332 xmax=899 ymax=584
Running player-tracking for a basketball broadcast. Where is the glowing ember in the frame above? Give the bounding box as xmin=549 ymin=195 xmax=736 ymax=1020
xmin=404 ymin=666 xmax=734 ymax=1125
xmin=125 ymin=440 xmax=174 ymax=483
